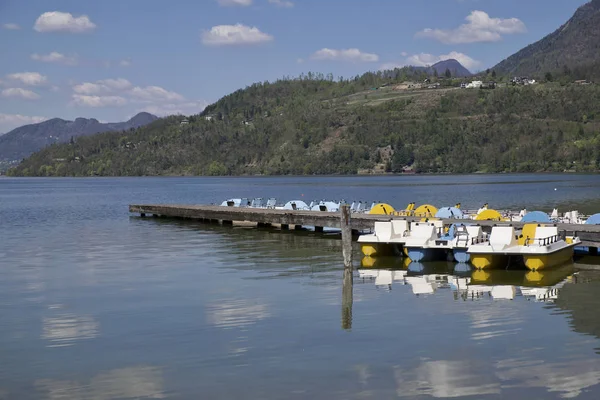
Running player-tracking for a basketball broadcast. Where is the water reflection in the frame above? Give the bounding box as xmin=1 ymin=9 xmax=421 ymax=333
xmin=206 ymin=299 xmax=270 ymax=329
xmin=394 ymin=360 xmax=501 ymax=397
xmin=341 ymin=267 xmax=353 ymax=330
xmin=35 ymin=366 xmax=165 ymax=400
xmin=354 ymin=262 xmax=600 ymax=398
xmin=496 ymin=357 xmax=600 ymax=399
xmin=359 ymin=259 xmax=576 ymax=303
xmin=42 ymin=312 xmax=99 ymax=347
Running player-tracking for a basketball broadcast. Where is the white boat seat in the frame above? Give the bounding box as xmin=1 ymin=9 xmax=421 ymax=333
xmin=489 ymin=226 xmax=517 ymax=251
xmin=374 ymin=222 xmax=394 ymax=242
xmin=406 ymin=223 xmax=437 ymax=246
xmin=529 ymin=226 xmax=560 ymax=245
xmin=391 ymin=220 xmax=409 ymax=237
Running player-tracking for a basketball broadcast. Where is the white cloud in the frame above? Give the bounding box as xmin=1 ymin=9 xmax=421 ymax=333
xmin=72 ymin=78 xmax=132 ymax=95
xmin=130 ymin=86 xmax=185 ymax=102
xmin=102 ymin=78 xmax=133 ymax=91
xmin=71 ymin=94 xmax=128 ymax=108
xmin=310 ymin=48 xmax=379 ymax=63
xmin=1 ymin=88 xmax=41 ymax=100
xmin=34 ymin=11 xmax=97 ymax=34
xmin=119 ymin=60 xmax=132 ymax=67
xmin=416 ymin=10 xmax=526 ymax=44
xmin=0 ymin=114 xmax=48 ymax=133
xmin=7 ymin=72 xmax=48 ymax=86
xmin=269 ymin=0 xmax=294 ymax=7
xmin=202 ymin=24 xmax=273 ymax=46
xmin=138 ymin=101 xmax=209 ymax=117
xmin=217 ymin=0 xmax=252 ymax=6
xmin=31 ymin=52 xmax=78 ymax=66
xmin=70 ymin=78 xmax=197 ymax=115
xmin=3 ymin=23 xmax=21 ymax=30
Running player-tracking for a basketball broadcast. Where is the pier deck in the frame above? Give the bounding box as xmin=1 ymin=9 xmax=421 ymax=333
xmin=129 ymin=204 xmax=600 ymax=249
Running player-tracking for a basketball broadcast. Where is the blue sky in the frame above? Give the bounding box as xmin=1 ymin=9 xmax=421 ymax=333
xmin=0 ymin=0 xmax=590 ymax=133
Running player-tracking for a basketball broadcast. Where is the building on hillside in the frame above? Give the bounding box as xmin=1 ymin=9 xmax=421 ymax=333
xmin=511 ymin=77 xmax=537 ymax=86
xmin=465 ymin=80 xmax=483 ymax=89
xmin=180 ymin=119 xmax=189 ymax=126
xmin=575 ymin=80 xmax=593 ymax=85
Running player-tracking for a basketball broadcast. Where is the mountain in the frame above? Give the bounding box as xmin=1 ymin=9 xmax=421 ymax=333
xmin=493 ymin=0 xmax=600 ymax=77
xmin=8 ymin=71 xmax=600 ymax=177
xmin=0 ymin=112 xmax=158 ymax=162
xmin=429 ymin=59 xmax=471 ymax=78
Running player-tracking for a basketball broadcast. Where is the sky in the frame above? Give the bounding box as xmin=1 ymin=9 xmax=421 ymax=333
xmin=0 ymin=0 xmax=591 ymax=133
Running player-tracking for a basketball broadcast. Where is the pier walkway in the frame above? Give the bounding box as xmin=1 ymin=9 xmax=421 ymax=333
xmin=129 ymin=204 xmax=600 ymax=250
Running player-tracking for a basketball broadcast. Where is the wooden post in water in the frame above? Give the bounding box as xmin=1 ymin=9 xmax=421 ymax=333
xmin=340 ymin=204 xmax=354 ymax=330
xmin=340 ymin=205 xmax=352 ymax=268
xmin=340 ymin=205 xmax=353 ymax=268
xmin=341 ymin=266 xmax=353 ymax=330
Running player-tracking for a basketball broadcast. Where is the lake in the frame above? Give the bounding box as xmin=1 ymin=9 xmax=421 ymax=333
xmin=1 ymin=174 xmax=600 ymax=399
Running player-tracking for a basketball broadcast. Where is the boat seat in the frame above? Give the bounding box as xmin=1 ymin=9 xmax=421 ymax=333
xmin=439 ymin=224 xmax=456 ymax=241
xmin=406 ymin=223 xmax=437 ymax=246
xmin=266 ymin=198 xmax=277 ymax=208
xmin=531 ymin=226 xmax=560 ymax=245
xmin=518 ymin=224 xmax=538 ymax=246
xmin=373 ymin=222 xmax=394 ymax=242
xmin=390 ymin=220 xmax=409 ymax=237
xmin=489 ymin=226 xmax=517 ymax=251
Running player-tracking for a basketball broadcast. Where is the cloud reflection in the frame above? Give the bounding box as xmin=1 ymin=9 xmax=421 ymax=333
xmin=206 ymin=299 xmax=270 ymax=329
xmin=42 ymin=314 xmax=99 ymax=347
xmin=496 ymin=357 xmax=600 ymax=398
xmin=36 ymin=366 xmax=165 ymax=400
xmin=394 ymin=360 xmax=501 ymax=397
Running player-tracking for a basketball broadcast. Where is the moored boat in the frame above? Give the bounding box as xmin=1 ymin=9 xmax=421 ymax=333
xmin=467 ymin=224 xmax=580 ymax=270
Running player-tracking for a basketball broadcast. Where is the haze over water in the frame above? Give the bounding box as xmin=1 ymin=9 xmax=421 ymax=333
xmin=2 ymin=174 xmax=600 ymax=399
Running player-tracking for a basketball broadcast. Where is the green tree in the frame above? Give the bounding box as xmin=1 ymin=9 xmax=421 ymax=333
xmin=445 ymin=68 xmax=452 ymax=78
xmin=207 ymin=161 xmax=227 ymax=176
xmin=545 ymin=72 xmax=554 ymax=82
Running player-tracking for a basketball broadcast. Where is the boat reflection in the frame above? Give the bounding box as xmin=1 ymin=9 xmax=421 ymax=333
xmin=358 ymin=257 xmax=576 ymax=302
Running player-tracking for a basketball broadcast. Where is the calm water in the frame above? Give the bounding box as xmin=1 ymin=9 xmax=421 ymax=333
xmin=1 ymin=174 xmax=600 ymax=399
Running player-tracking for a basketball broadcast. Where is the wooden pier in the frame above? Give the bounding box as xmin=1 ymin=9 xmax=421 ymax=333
xmin=129 ymin=204 xmax=600 ymax=259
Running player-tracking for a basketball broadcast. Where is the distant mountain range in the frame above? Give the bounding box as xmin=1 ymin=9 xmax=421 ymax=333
xmin=427 ymin=59 xmax=472 ymax=78
xmin=0 ymin=112 xmax=158 ymax=162
xmin=493 ymin=0 xmax=600 ymax=77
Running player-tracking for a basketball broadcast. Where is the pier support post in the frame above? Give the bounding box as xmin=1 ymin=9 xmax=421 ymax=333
xmin=591 ymin=247 xmax=598 ymax=256
xmin=281 ymin=224 xmax=289 ymax=230
xmin=221 ymin=220 xmax=233 ymax=226
xmin=340 ymin=205 xmax=353 ymax=269
xmin=315 ymin=226 xmax=324 ymax=233
xmin=294 ymin=225 xmax=303 ymax=231
xmin=341 ymin=265 xmax=353 ymax=330
xmin=140 ymin=213 xmax=146 ymax=218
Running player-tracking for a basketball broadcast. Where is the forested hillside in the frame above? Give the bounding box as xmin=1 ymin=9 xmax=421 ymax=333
xmin=493 ymin=0 xmax=600 ymax=79
xmin=9 ymin=69 xmax=600 ymax=177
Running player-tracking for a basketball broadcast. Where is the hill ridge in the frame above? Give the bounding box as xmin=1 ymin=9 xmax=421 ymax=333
xmin=493 ymin=0 xmax=600 ymax=77
xmin=0 ymin=112 xmax=158 ymax=162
